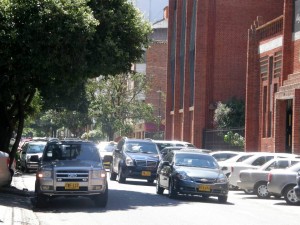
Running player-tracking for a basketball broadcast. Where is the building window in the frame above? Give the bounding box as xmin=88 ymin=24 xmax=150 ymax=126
xmin=180 ymin=0 xmax=187 ymax=109
xmin=273 ymin=51 xmax=282 ymax=78
xmin=189 ymin=0 xmax=197 ymax=107
xmin=170 ymin=0 xmax=177 ymax=111
xmin=263 ymin=86 xmax=268 ymax=138
xmin=260 ymin=56 xmax=268 ymax=81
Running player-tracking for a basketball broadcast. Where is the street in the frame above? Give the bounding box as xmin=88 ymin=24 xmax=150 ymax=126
xmin=1 ymin=173 xmax=300 ymax=225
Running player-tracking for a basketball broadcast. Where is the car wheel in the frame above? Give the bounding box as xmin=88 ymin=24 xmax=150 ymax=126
xmin=156 ymin=178 xmax=164 ymax=195
xmin=94 ymin=186 xmax=108 ymax=208
xmin=284 ymin=185 xmax=299 ymax=205
xmin=168 ymin=179 xmax=177 ymax=199
xmin=109 ymin=164 xmax=117 ymax=181
xmin=201 ymin=194 xmax=210 ymax=200
xmin=244 ymin=189 xmax=254 ymax=194
xmin=117 ymin=166 xmax=126 ymax=183
xmin=218 ymin=195 xmax=228 ymax=203
xmin=255 ymin=182 xmax=270 ymax=199
xmin=147 ymin=179 xmax=154 ymax=184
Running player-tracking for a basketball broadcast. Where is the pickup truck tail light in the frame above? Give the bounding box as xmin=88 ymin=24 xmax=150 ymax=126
xmin=268 ymin=173 xmax=272 ymax=182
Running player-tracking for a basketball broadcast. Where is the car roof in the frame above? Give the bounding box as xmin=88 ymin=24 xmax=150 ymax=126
xmin=173 ymin=149 xmax=211 ymax=155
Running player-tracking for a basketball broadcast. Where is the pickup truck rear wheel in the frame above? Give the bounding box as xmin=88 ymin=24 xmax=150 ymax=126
xmin=94 ymin=186 xmax=108 ymax=208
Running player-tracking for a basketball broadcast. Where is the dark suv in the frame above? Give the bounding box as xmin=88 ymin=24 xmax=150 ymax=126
xmin=33 ymin=140 xmax=108 ymax=208
xmin=110 ymin=138 xmax=161 ymax=183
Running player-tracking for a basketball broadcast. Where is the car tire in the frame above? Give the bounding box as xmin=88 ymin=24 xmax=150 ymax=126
xmin=218 ymin=195 xmax=228 ymax=203
xmin=94 ymin=186 xmax=108 ymax=208
xmin=201 ymin=194 xmax=210 ymax=200
xmin=284 ymin=185 xmax=299 ymax=205
xmin=156 ymin=178 xmax=164 ymax=195
xmin=255 ymin=181 xmax=270 ymax=199
xmin=109 ymin=164 xmax=117 ymax=181
xmin=117 ymin=166 xmax=126 ymax=183
xmin=243 ymin=189 xmax=254 ymax=194
xmin=147 ymin=179 xmax=154 ymax=184
xmin=168 ymin=179 xmax=177 ymax=199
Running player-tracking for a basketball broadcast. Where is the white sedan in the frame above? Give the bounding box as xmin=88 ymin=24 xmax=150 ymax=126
xmin=0 ymin=151 xmax=13 ymax=187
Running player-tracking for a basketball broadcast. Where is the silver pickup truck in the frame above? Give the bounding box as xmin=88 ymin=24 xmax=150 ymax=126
xmin=32 ymin=140 xmax=108 ymax=208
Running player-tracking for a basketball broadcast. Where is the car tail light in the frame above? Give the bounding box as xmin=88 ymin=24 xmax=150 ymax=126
xmin=268 ymin=173 xmax=272 ymax=182
xmin=231 ymin=167 xmax=234 ymax=173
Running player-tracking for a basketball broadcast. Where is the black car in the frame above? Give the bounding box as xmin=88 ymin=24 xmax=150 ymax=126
xmin=156 ymin=149 xmax=229 ymax=203
xmin=110 ymin=138 xmax=161 ymax=183
xmin=293 ymin=172 xmax=300 ymax=200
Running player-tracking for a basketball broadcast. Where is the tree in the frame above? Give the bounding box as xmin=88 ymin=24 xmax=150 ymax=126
xmin=0 ymin=0 xmax=151 ymax=167
xmin=214 ymin=97 xmax=245 ymax=148
xmin=87 ymin=72 xmax=155 ymax=140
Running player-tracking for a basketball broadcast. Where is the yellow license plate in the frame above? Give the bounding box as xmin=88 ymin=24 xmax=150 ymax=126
xmin=198 ymin=185 xmax=211 ymax=192
xmin=141 ymin=171 xmax=151 ymax=176
xmin=65 ymin=182 xmax=79 ymax=190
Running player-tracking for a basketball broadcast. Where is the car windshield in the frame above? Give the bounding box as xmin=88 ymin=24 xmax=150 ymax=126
xmin=175 ymin=153 xmax=218 ymax=169
xmin=27 ymin=144 xmax=46 ymax=153
xmin=43 ymin=144 xmax=100 ymax=162
xmin=124 ymin=142 xmax=159 ymax=154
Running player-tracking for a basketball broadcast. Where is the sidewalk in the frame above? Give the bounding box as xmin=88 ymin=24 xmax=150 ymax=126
xmin=0 ymin=173 xmax=40 ymax=225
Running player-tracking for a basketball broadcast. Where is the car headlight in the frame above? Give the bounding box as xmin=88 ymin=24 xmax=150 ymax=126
xmin=37 ymin=170 xmax=52 ymax=178
xmin=176 ymin=171 xmax=191 ymax=181
xmin=216 ymin=175 xmax=228 ymax=183
xmin=92 ymin=170 xmax=106 ymax=179
xmin=126 ymin=156 xmax=134 ymax=166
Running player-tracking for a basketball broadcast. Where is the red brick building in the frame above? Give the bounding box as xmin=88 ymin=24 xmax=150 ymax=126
xmin=246 ymin=0 xmax=300 ymax=154
xmin=166 ymin=0 xmax=284 ymax=148
xmin=133 ymin=7 xmax=168 ymax=139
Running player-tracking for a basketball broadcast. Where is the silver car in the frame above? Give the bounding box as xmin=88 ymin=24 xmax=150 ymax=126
xmin=20 ymin=141 xmax=47 ymax=172
xmin=267 ymin=162 xmax=300 ymax=205
xmin=237 ymin=158 xmax=300 ymax=198
xmin=0 ymin=151 xmax=13 ymax=187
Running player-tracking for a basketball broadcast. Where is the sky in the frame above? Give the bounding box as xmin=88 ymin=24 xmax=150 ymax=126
xmin=129 ymin=0 xmax=169 ymax=23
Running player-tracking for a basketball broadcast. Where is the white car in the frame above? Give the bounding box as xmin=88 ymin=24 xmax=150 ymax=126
xmin=267 ymin=162 xmax=300 ymax=205
xmin=151 ymin=139 xmax=195 ymax=152
xmin=210 ymin=151 xmax=242 ymax=162
xmin=228 ymin=153 xmax=299 ymax=190
xmin=218 ymin=152 xmax=255 ymax=178
xmin=97 ymin=141 xmax=117 ymax=169
xmin=0 ymin=151 xmax=13 ymax=187
xmin=237 ymin=158 xmax=300 ymax=198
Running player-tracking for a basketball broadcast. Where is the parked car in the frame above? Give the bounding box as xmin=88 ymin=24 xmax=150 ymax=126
xmin=0 ymin=151 xmax=13 ymax=187
xmin=156 ymin=149 xmax=229 ymax=203
xmin=267 ymin=162 xmax=300 ymax=205
xmin=20 ymin=140 xmax=47 ymax=172
xmin=228 ymin=152 xmax=299 ymax=190
xmin=218 ymin=152 xmax=255 ymax=178
xmin=33 ymin=139 xmax=108 ymax=208
xmin=110 ymin=138 xmax=161 ymax=183
xmin=151 ymin=139 xmax=195 ymax=152
xmin=237 ymin=158 xmax=300 ymax=198
xmin=210 ymin=151 xmax=241 ymax=162
xmin=293 ymin=172 xmax=300 ymax=200
xmin=97 ymin=141 xmax=117 ymax=169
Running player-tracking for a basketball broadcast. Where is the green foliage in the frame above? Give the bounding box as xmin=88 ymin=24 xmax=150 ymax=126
xmin=214 ymin=97 xmax=245 ymax=129
xmin=224 ymin=131 xmax=245 ymax=148
xmin=87 ymin=72 xmax=155 ymax=140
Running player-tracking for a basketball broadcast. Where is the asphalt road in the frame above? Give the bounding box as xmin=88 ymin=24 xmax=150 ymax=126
xmin=1 ymin=172 xmax=300 ymax=225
